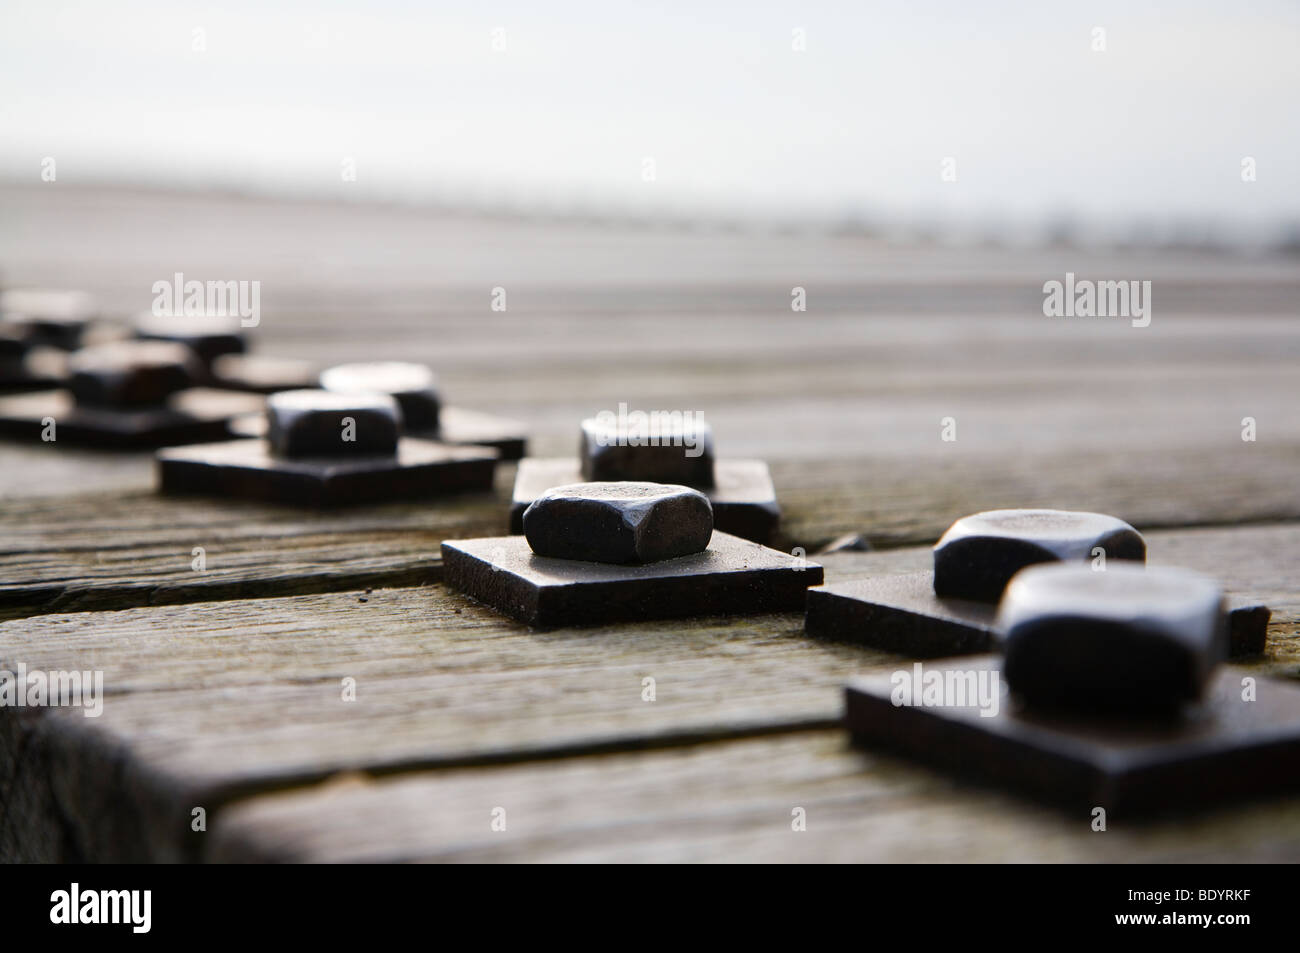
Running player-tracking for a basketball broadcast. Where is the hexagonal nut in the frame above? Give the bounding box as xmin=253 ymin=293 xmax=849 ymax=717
xmin=933 ymin=508 xmax=1145 ymax=603
xmin=135 ymin=312 xmax=247 ymax=366
xmin=67 ymin=340 xmax=204 ymax=407
xmin=266 ymin=389 xmax=401 ymax=458
xmin=579 ymin=416 xmax=715 ymax=487
xmin=0 ymin=289 xmax=98 ymax=349
xmin=523 ymin=481 xmax=714 ymax=564
xmin=997 ymin=563 xmax=1226 ymax=713
xmin=320 ymin=361 xmax=441 ymax=431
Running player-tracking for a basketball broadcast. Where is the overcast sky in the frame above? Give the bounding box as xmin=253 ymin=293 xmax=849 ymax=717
xmin=2 ymin=1 xmax=1297 ymax=240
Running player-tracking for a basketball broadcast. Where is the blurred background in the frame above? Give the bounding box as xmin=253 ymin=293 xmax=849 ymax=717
xmin=3 ymin=0 xmax=1299 ymax=243
xmin=1 ymin=0 xmax=1298 ymax=510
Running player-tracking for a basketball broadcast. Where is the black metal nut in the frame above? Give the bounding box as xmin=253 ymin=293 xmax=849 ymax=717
xmin=523 ymin=481 xmax=713 ymax=564
xmin=998 ymin=563 xmax=1226 ymax=713
xmin=0 ymin=289 xmax=98 ymax=350
xmin=579 ymin=416 xmax=715 ymax=486
xmin=135 ymin=312 xmax=247 ymax=367
xmin=319 ymin=361 xmax=440 ymax=431
xmin=67 ymin=340 xmax=203 ymax=407
xmin=265 ymin=389 xmax=401 ymax=458
xmin=933 ymin=508 xmax=1145 ymax=603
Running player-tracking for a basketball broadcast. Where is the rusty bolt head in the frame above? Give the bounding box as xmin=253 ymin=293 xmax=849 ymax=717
xmin=933 ymin=508 xmax=1145 ymax=603
xmin=998 ymin=563 xmax=1226 ymax=713
xmin=319 ymin=361 xmax=441 ymax=431
xmin=135 ymin=312 xmax=246 ymax=367
xmin=579 ymin=416 xmax=715 ymax=487
xmin=266 ymin=389 xmax=401 ymax=458
xmin=67 ymin=340 xmax=204 ymax=407
xmin=523 ymin=481 xmax=714 ymax=564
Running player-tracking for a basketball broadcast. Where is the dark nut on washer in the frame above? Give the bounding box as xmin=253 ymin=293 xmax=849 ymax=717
xmin=0 ymin=289 xmax=98 ymax=349
xmin=67 ymin=340 xmax=203 ymax=407
xmin=998 ymin=562 xmax=1226 ymax=713
xmin=135 ymin=312 xmax=246 ymax=366
xmin=320 ymin=361 xmax=441 ymax=431
xmin=523 ymin=481 xmax=713 ymax=564
xmin=933 ymin=508 xmax=1145 ymax=603
xmin=266 ymin=389 xmax=401 ymax=458
xmin=579 ymin=416 xmax=715 ymax=486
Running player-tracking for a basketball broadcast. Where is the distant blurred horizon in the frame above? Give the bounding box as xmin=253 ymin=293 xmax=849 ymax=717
xmin=3 ymin=1 xmax=1299 ymax=249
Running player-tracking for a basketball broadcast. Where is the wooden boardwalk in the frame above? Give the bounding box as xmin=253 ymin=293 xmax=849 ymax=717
xmin=0 ymin=183 xmax=1297 ymax=861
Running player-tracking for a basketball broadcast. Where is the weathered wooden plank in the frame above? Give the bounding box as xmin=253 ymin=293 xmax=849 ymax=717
xmin=4 ymin=333 xmax=1298 ymax=501
xmin=0 ymin=445 xmax=153 ymax=499
xmin=2 ymin=183 xmax=1297 ymax=864
xmin=3 ymin=193 xmax=1298 ymax=506
xmin=2 ymin=184 xmax=1296 ymax=618
xmin=776 ymin=443 xmax=1300 ymax=550
xmin=1 ymin=444 xmax=1298 ymax=620
xmin=205 ymin=730 xmax=1300 ymax=863
xmin=1 ymin=522 xmax=1294 ymax=861
xmin=0 ymin=484 xmax=508 ymax=620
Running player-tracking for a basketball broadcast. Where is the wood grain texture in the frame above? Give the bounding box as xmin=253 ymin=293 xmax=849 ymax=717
xmin=0 ymin=523 xmax=1295 ymax=861
xmin=1 ymin=443 xmax=1297 ymax=621
xmin=1 ymin=184 xmax=1297 ymax=863
xmin=206 ymin=730 xmax=1300 ymax=863
xmin=1 ymin=184 xmax=1296 ymax=617
xmin=774 ymin=443 xmax=1300 ymax=550
xmin=0 ymin=483 xmax=508 ymax=620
